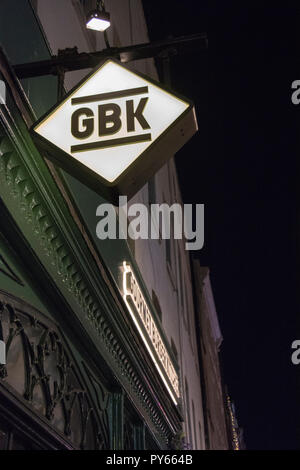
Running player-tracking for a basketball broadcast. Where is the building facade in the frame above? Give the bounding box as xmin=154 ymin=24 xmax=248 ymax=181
xmin=225 ymin=393 xmax=246 ymax=450
xmin=0 ymin=0 xmax=208 ymax=450
xmin=192 ymin=262 xmax=230 ymax=450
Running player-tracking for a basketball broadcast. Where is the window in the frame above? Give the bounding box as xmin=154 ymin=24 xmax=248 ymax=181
xmin=152 ymin=289 xmax=162 ymax=322
xmin=170 ymin=338 xmax=178 ymax=362
xmin=148 ymin=176 xmax=156 ymax=205
xmin=165 ymin=212 xmax=177 ymax=289
xmin=165 ymin=208 xmax=175 ymax=267
xmin=198 ymin=421 xmax=202 ymax=448
xmin=184 ymin=279 xmax=191 ymax=336
xmin=184 ymin=378 xmax=193 ymax=449
xmin=192 ymin=400 xmax=197 ymax=449
xmin=178 ymin=256 xmax=189 ymax=332
xmin=165 ymin=237 xmax=171 ymax=265
xmin=167 ymin=162 xmax=178 ymax=203
xmin=173 ymin=176 xmax=177 ymax=202
xmin=208 ymin=409 xmax=215 ymax=432
xmin=178 ymin=256 xmax=184 ymax=310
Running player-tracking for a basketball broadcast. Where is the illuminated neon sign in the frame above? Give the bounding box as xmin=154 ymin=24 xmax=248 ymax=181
xmin=122 ymin=262 xmax=179 ymax=404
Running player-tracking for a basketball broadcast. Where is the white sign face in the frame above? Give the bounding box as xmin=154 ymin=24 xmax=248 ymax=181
xmin=122 ymin=262 xmax=179 ymax=405
xmin=33 ymin=60 xmax=190 ymax=184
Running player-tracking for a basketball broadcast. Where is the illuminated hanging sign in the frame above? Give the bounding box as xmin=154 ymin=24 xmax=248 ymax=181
xmin=122 ymin=262 xmax=180 ymax=404
xmin=31 ymin=59 xmax=197 ymax=204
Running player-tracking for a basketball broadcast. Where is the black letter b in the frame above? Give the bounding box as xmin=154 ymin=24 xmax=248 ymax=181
xmin=99 ymin=103 xmax=122 ymax=136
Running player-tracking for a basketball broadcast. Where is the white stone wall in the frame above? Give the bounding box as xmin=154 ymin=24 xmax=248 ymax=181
xmin=34 ymin=0 xmax=205 ymax=449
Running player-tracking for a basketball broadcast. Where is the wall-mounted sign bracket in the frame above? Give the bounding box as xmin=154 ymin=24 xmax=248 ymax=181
xmin=13 ymin=33 xmax=207 ymax=79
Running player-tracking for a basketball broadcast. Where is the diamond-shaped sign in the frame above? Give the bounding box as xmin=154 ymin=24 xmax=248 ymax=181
xmin=31 ymin=59 xmax=197 ymax=203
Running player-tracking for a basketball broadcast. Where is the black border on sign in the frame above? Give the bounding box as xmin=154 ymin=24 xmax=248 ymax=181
xmin=30 ymin=58 xmax=196 ymax=204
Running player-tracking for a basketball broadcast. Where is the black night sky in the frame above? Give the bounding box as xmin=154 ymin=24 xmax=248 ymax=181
xmin=143 ymin=2 xmax=299 ymax=449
